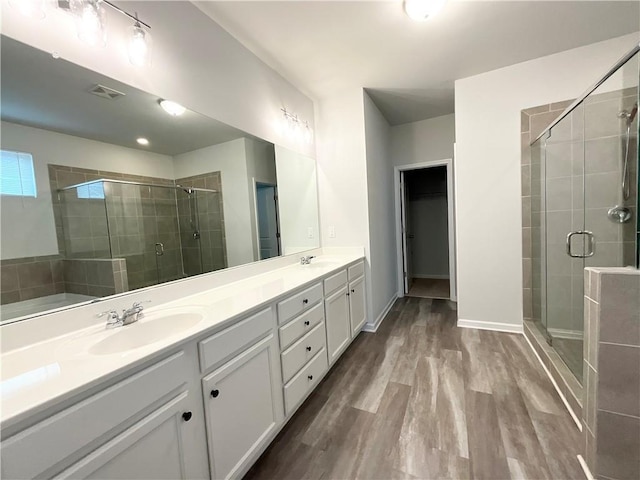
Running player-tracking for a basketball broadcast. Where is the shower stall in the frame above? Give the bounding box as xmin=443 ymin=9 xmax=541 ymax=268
xmin=529 ymin=45 xmax=639 ymax=384
xmin=59 ymin=179 xmax=227 ymax=291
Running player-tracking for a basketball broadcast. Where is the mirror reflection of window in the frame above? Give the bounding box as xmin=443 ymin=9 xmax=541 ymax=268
xmin=0 ymin=149 xmax=37 ymax=197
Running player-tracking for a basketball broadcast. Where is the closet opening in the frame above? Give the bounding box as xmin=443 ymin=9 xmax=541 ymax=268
xmin=395 ymin=159 xmax=456 ymax=301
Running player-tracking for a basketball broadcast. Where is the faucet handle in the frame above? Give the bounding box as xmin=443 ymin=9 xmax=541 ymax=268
xmin=98 ymin=310 xmax=122 ymax=328
xmin=132 ymin=300 xmax=151 ymax=309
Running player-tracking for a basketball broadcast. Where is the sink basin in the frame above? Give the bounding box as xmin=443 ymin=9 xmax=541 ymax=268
xmin=89 ymin=309 xmax=205 ymax=355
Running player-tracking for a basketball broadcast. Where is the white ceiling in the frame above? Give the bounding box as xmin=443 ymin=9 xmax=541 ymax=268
xmin=1 ymin=36 xmax=252 ymax=156
xmin=198 ymin=0 xmax=640 ymax=125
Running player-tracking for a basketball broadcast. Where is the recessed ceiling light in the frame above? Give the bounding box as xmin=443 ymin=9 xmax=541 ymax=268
xmin=404 ymin=0 xmax=447 ymax=21
xmin=159 ymin=99 xmax=186 ymax=117
xmin=136 ymin=137 xmax=149 ymax=146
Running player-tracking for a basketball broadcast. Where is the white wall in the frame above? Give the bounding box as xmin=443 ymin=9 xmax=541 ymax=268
xmin=391 ymin=114 xmax=455 ymax=166
xmin=173 ymin=139 xmax=255 ymax=267
xmin=0 ymin=121 xmax=173 ymax=260
xmin=1 ymin=1 xmax=315 ymax=158
xmin=245 ymin=139 xmax=277 ymax=259
xmin=363 ymin=92 xmax=397 ymax=325
xmin=454 ymin=32 xmax=638 ymax=330
xmin=274 ymin=145 xmax=320 ymax=255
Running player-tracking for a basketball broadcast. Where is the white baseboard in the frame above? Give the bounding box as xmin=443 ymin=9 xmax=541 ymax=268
xmin=412 ymin=274 xmax=450 ymax=280
xmin=547 ymin=328 xmax=583 ymax=340
xmin=457 ymin=318 xmax=523 ymax=334
xmin=363 ymin=294 xmax=397 ymax=333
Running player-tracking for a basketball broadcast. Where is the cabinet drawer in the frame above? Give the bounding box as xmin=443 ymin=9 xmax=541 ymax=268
xmin=323 ymin=270 xmax=347 ymax=296
xmin=277 ymin=283 xmax=323 ymax=325
xmin=281 ymin=322 xmax=327 ymax=383
xmin=279 ymin=302 xmax=324 ymax=350
xmin=348 ymin=261 xmax=364 ymax=281
xmin=1 ymin=353 xmax=187 ymax=480
xmin=199 ymin=308 xmax=273 ymax=373
xmin=283 ymin=348 xmax=328 ymax=415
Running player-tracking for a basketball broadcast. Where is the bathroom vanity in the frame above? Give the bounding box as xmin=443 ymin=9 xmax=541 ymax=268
xmin=0 ymin=253 xmax=366 ymax=479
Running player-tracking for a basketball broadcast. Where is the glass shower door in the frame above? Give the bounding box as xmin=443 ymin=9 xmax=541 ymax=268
xmin=544 ymin=104 xmax=586 ymax=383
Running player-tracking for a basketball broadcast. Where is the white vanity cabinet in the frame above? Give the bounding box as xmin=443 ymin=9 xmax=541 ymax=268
xmin=198 ymin=307 xmax=283 ymax=480
xmin=0 ymin=351 xmax=209 ymax=480
xmin=324 ymin=261 xmax=366 ymax=364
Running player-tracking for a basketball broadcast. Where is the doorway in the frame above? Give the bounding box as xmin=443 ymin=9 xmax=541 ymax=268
xmin=395 ymin=159 xmax=456 ymax=301
xmin=255 ymin=183 xmax=281 ymax=260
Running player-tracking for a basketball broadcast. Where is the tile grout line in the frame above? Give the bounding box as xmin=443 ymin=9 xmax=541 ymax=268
xmin=522 ymin=331 xmax=582 ymax=430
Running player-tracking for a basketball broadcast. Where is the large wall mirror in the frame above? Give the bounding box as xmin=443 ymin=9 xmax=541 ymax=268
xmin=0 ymin=36 xmax=320 ymax=324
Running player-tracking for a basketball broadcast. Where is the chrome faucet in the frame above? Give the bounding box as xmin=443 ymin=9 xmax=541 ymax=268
xmin=300 ymin=255 xmax=316 ymax=265
xmin=99 ymin=301 xmax=150 ymax=328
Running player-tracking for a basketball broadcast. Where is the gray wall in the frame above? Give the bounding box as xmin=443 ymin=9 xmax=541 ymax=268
xmin=406 ymin=167 xmax=449 ymax=279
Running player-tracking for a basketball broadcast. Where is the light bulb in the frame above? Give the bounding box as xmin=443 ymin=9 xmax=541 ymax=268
xmin=128 ymin=23 xmax=151 ymax=67
xmin=8 ymin=0 xmax=45 ymax=19
xmin=303 ymin=123 xmax=313 ymax=143
xmin=159 ymin=100 xmax=186 ymax=117
xmin=70 ymin=0 xmax=107 ymax=47
xmin=403 ymin=0 xmax=447 ymax=21
xmin=136 ymin=137 xmax=149 ymax=146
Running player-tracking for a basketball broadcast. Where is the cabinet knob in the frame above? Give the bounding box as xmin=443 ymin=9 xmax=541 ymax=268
xmin=307 ymin=375 xmax=313 ymax=381
xmin=306 ymin=346 xmax=312 ymax=352
xmin=304 ymin=320 xmax=310 ymax=326
xmin=346 ymin=292 xmax=350 ymax=296
xmin=210 ymin=389 xmax=220 ymax=398
xmin=182 ymin=411 xmax=193 ymax=422
xmin=302 ymin=298 xmax=309 ymax=305
xmin=351 ymin=289 xmax=355 ymax=294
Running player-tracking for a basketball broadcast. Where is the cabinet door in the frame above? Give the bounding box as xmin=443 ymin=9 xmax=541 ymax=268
xmin=349 ymin=276 xmax=366 ymax=335
xmin=202 ymin=334 xmax=281 ymax=480
xmin=57 ymin=392 xmax=198 ymax=480
xmin=324 ymin=285 xmax=351 ymax=364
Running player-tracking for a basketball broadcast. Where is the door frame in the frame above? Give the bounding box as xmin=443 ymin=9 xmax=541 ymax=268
xmin=252 ymin=180 xmax=282 ymax=260
xmin=394 ymin=158 xmax=456 ymax=301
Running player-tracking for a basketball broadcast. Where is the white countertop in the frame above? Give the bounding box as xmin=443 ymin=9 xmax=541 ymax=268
xmin=0 ymin=253 xmax=364 ymax=430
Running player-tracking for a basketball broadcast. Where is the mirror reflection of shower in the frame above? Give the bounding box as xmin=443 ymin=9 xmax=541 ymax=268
xmin=607 ymin=102 xmax=637 ymax=223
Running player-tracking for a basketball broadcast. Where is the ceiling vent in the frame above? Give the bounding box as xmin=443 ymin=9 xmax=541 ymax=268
xmin=89 ymin=84 xmax=126 ymax=100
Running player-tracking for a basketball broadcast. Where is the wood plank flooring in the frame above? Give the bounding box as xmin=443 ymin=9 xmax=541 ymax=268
xmin=407 ymin=279 xmax=450 ymax=299
xmin=245 ymin=297 xmax=583 ymax=480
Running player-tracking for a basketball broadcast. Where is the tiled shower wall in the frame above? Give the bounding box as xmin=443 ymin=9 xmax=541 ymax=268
xmin=583 ymin=267 xmax=639 ymax=480
xmin=176 ymin=172 xmax=227 ymax=275
xmin=0 ymin=255 xmax=64 ymax=304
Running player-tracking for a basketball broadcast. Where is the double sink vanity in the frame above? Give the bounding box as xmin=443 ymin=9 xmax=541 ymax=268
xmin=0 ymin=252 xmax=367 ymax=479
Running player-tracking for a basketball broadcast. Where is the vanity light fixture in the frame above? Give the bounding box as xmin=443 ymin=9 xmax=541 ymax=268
xmin=159 ymin=100 xmax=186 ymax=117
xmin=127 ymin=13 xmax=152 ymax=66
xmin=403 ymin=0 xmax=447 ymax=21
xmin=8 ymin=0 xmax=46 ymax=19
xmin=136 ymin=137 xmax=149 ymax=146
xmin=70 ymin=0 xmax=108 ymax=47
xmin=281 ymin=107 xmax=313 ymax=143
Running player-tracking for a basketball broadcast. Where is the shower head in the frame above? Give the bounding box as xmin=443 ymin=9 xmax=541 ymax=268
xmin=619 ymin=103 xmax=638 ymax=124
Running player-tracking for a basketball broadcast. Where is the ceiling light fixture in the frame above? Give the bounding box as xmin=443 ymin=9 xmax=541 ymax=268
xmin=8 ymin=0 xmax=46 ymax=19
xmin=136 ymin=137 xmax=149 ymax=146
xmin=159 ymin=100 xmax=186 ymax=117
xmin=403 ymin=0 xmax=447 ymax=21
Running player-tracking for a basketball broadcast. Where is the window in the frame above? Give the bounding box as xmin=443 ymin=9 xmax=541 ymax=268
xmin=76 ymin=182 xmax=105 ymax=199
xmin=0 ymin=150 xmax=37 ymax=197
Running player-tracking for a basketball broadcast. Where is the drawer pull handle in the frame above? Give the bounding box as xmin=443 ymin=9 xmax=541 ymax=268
xmin=306 ymin=346 xmax=312 ymax=352
xmin=303 ymin=298 xmax=309 ymax=305
xmin=210 ymin=389 xmax=220 ymax=398
xmin=182 ymin=411 xmax=193 ymax=422
xmin=304 ymin=320 xmax=310 ymax=326
xmin=308 ymin=375 xmax=313 ymax=381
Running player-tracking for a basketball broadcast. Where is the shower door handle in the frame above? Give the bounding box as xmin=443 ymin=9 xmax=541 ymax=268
xmin=155 ymin=242 xmax=164 ymax=256
xmin=566 ymin=231 xmax=595 ymax=258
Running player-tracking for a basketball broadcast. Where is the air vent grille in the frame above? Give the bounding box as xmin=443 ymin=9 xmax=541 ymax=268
xmin=89 ymin=84 xmax=126 ymax=100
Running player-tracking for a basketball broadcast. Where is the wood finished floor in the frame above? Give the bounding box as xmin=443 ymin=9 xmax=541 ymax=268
xmin=245 ymin=297 xmax=583 ymax=480
xmin=407 ymin=279 xmax=450 ymax=300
